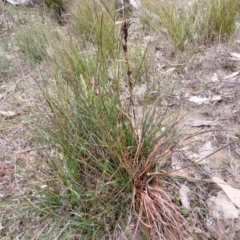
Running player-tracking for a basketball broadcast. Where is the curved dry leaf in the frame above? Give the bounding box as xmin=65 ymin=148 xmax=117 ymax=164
xmin=212 ymin=177 xmax=240 ymax=209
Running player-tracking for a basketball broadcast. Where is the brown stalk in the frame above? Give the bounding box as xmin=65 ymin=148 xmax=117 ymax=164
xmin=120 ymin=20 xmax=143 ymax=168
xmin=120 ymin=20 xmax=140 ymax=143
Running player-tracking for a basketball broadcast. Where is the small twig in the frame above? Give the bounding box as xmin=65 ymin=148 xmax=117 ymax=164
xmin=0 ymin=77 xmax=23 ymax=101
xmin=33 ymin=221 xmax=52 ymax=240
xmin=54 ymin=221 xmax=70 ymax=240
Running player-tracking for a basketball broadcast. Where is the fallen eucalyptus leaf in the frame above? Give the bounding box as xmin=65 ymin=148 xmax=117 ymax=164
xmin=0 ymin=111 xmax=18 ymax=117
xmin=190 ymin=120 xmax=214 ymax=127
xmin=212 ymin=177 xmax=240 ymax=209
xmin=188 ymin=96 xmax=209 ymax=105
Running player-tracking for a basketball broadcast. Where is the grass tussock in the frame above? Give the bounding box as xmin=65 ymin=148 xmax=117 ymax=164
xmin=141 ymin=0 xmax=240 ymax=51
xmin=197 ymin=0 xmax=240 ymax=43
xmin=2 ymin=0 xmax=239 ymax=239
xmin=12 ymin=0 xmax=223 ymax=238
xmin=141 ymin=1 xmax=193 ymax=51
xmin=16 ymin=24 xmax=50 ymax=63
xmin=18 ymin=1 xmax=194 ymax=239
